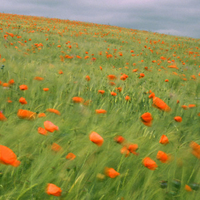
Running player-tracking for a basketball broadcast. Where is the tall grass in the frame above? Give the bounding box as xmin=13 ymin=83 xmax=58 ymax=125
xmin=0 ymin=13 xmax=199 ymax=199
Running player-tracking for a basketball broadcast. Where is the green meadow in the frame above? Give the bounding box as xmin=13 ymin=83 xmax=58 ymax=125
xmin=0 ymin=13 xmax=200 ymax=199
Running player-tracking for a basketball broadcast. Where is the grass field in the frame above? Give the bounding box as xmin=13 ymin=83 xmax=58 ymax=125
xmin=0 ymin=13 xmax=200 ymax=200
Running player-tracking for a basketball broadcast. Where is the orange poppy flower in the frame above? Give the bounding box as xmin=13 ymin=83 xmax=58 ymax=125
xmin=38 ymin=113 xmax=46 ymax=118
xmin=125 ymin=95 xmax=130 ymax=101
xmin=2 ymin=83 xmax=9 ymax=87
xmin=165 ymin=79 xmax=169 ymax=82
xmin=168 ymin=64 xmax=179 ymax=69
xmin=8 ymin=79 xmax=14 ymax=85
xmin=46 ymin=183 xmax=62 ymax=196
xmin=89 ymin=132 xmax=104 ymax=146
xmin=95 ymin=109 xmax=107 ymax=114
xmin=99 ymin=66 xmax=103 ymax=70
xmin=127 ymin=144 xmax=139 ymax=155
xmin=156 ymin=151 xmax=170 ymax=163
xmin=114 ymin=135 xmax=125 ymax=144
xmin=174 ymin=116 xmax=182 ymax=122
xmin=139 ymin=73 xmax=145 ymax=79
xmin=38 ymin=127 xmax=48 ymax=136
xmin=43 ymin=88 xmax=49 ymax=91
xmin=17 ymin=109 xmax=36 ymax=120
xmin=159 ymin=135 xmax=169 ymax=145
xmin=149 ymin=94 xmax=171 ymax=112
xmin=46 ymin=108 xmax=60 ymax=115
xmin=141 ymin=112 xmax=153 ymax=126
xmin=109 ymin=82 xmax=116 ymax=86
xmin=19 ymin=97 xmax=27 ymax=104
xmin=66 ymin=152 xmax=76 ymax=160
xmin=185 ymin=185 xmax=192 ymax=192
xmin=181 ymin=105 xmax=187 ymax=109
xmin=0 ymin=112 xmax=7 ymax=121
xmin=98 ymin=90 xmax=105 ymax=94
xmin=111 ymin=92 xmax=117 ymax=96
xmin=107 ymin=74 xmax=117 ymax=80
xmin=116 ymin=87 xmax=122 ymax=92
xmin=19 ymin=85 xmax=28 ymax=90
xmin=85 ymin=75 xmax=90 ymax=81
xmin=120 ymin=146 xmax=130 ymax=157
xmin=72 ymin=97 xmax=84 ymax=103
xmin=143 ymin=157 xmax=158 ymax=170
xmin=132 ymin=69 xmax=138 ymax=72
xmin=188 ymin=104 xmax=196 ymax=108
xmin=120 ymin=74 xmax=128 ymax=80
xmin=0 ymin=145 xmax=20 ymax=167
xmin=104 ymin=167 xmax=120 ymax=178
xmin=34 ymin=77 xmax=44 ymax=81
xmin=51 ymin=143 xmax=62 ymax=152
xmin=190 ymin=141 xmax=200 ymax=159
xmin=58 ymin=70 xmax=63 ymax=74
xmin=44 ymin=121 xmax=59 ymax=132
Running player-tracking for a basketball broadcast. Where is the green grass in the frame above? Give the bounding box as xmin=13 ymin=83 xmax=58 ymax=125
xmin=0 ymin=13 xmax=200 ymax=199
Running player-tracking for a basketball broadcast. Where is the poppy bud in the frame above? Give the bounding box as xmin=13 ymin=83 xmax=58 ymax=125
xmin=172 ymin=179 xmax=181 ymax=189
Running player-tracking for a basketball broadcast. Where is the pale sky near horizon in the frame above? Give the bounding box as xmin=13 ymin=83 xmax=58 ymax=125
xmin=0 ymin=0 xmax=200 ymax=38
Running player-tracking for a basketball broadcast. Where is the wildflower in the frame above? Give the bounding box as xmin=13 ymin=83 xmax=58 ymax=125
xmin=43 ymin=88 xmax=49 ymax=91
xmin=85 ymin=75 xmax=90 ymax=81
xmin=143 ymin=157 xmax=158 ymax=170
xmin=8 ymin=79 xmax=14 ymax=85
xmin=116 ymin=87 xmax=122 ymax=92
xmin=125 ymin=96 xmax=130 ymax=101
xmin=98 ymin=90 xmax=105 ymax=95
xmin=114 ymin=136 xmax=125 ymax=144
xmin=0 ymin=145 xmax=20 ymax=167
xmin=156 ymin=151 xmax=170 ymax=163
xmin=17 ymin=109 xmax=36 ymax=120
xmin=185 ymin=185 xmax=192 ymax=192
xmin=190 ymin=141 xmax=200 ymax=159
xmin=95 ymin=109 xmax=107 ymax=114
xmin=104 ymin=167 xmax=120 ymax=178
xmin=46 ymin=108 xmax=60 ymax=115
xmin=46 ymin=183 xmax=62 ymax=196
xmin=72 ymin=97 xmax=84 ymax=103
xmin=89 ymin=132 xmax=104 ymax=146
xmin=51 ymin=143 xmax=62 ymax=152
xmin=139 ymin=73 xmax=145 ymax=78
xmin=188 ymin=104 xmax=196 ymax=108
xmin=38 ymin=113 xmax=46 ymax=118
xmin=19 ymin=97 xmax=27 ymax=104
xmin=141 ymin=112 xmax=153 ymax=126
xmin=111 ymin=92 xmax=117 ymax=96
xmin=165 ymin=79 xmax=169 ymax=82
xmin=0 ymin=112 xmax=7 ymax=121
xmin=174 ymin=116 xmax=182 ymax=122
xmin=44 ymin=121 xmax=59 ymax=132
xmin=107 ymin=74 xmax=117 ymax=80
xmin=127 ymin=144 xmax=138 ymax=155
xmin=38 ymin=127 xmax=48 ymax=136
xmin=159 ymin=135 xmax=169 ymax=145
xmin=120 ymin=146 xmax=130 ymax=157
xmin=66 ymin=153 xmax=76 ymax=160
xmin=181 ymin=105 xmax=187 ymax=110
xmin=58 ymin=70 xmax=63 ymax=74
xmin=34 ymin=77 xmax=44 ymax=81
xmin=19 ymin=85 xmax=28 ymax=90
xmin=149 ymin=93 xmax=171 ymax=112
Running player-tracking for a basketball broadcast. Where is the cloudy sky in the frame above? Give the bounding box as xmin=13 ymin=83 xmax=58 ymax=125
xmin=1 ymin=0 xmax=200 ymax=38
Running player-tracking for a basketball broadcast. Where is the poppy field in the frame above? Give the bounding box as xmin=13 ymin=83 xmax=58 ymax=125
xmin=0 ymin=13 xmax=200 ymax=199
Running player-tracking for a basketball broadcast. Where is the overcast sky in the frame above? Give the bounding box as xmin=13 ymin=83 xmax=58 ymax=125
xmin=1 ymin=0 xmax=200 ymax=38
